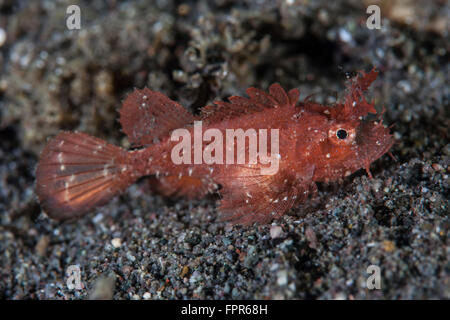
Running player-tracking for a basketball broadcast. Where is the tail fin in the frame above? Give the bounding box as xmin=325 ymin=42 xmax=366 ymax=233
xmin=36 ymin=132 xmax=136 ymax=220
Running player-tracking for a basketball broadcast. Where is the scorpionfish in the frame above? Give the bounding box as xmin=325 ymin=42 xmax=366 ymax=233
xmin=36 ymin=68 xmax=394 ymax=225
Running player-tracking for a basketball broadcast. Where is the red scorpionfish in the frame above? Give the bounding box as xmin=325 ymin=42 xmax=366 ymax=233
xmin=36 ymin=68 xmax=395 ymax=225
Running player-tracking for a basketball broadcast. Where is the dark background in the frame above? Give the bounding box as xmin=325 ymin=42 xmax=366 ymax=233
xmin=0 ymin=0 xmax=448 ymax=299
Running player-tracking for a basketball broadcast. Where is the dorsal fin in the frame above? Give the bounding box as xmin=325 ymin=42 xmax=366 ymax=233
xmin=301 ymin=68 xmax=378 ymax=121
xmin=119 ymin=88 xmax=195 ymax=146
xmin=341 ymin=67 xmax=378 ymax=120
xmin=201 ymin=84 xmax=299 ymax=124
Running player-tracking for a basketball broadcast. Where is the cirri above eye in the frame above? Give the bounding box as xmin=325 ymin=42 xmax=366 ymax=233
xmin=336 ymin=129 xmax=348 ymax=140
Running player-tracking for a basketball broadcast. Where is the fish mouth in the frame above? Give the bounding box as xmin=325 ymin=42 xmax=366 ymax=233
xmin=355 ymin=120 xmax=395 ymax=166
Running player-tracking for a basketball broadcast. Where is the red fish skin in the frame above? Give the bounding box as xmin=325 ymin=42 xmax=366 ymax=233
xmin=36 ymin=68 xmax=395 ymax=225
xmin=128 ymin=98 xmax=393 ymax=224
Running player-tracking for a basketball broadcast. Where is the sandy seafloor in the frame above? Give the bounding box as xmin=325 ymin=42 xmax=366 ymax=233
xmin=0 ymin=0 xmax=448 ymax=299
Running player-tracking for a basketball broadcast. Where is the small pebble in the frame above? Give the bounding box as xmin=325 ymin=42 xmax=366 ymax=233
xmin=276 ymin=270 xmax=288 ymax=286
xmin=126 ymin=251 xmax=136 ymax=262
xmin=270 ymin=225 xmax=283 ymax=239
xmin=143 ymin=292 xmax=151 ymax=299
xmin=35 ymin=235 xmax=50 ymax=256
xmin=111 ymin=238 xmax=122 ymax=248
xmin=180 ymin=265 xmax=189 ymax=278
xmin=339 ymin=28 xmax=352 ymax=43
xmin=0 ymin=28 xmax=6 ymax=47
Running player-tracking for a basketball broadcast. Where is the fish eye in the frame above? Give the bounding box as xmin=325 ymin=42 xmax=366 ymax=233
xmin=336 ymin=129 xmax=348 ymax=140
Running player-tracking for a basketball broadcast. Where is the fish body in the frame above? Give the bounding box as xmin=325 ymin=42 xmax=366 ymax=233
xmin=36 ymin=68 xmax=394 ymax=224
